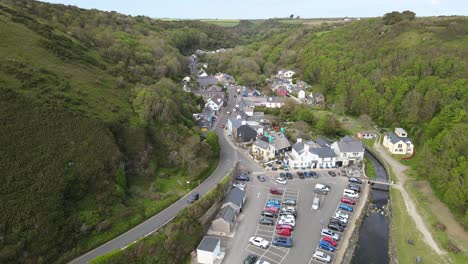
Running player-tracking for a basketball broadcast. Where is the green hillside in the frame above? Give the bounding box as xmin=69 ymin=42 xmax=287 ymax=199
xmin=0 ymin=1 xmax=236 ymax=263
xmin=206 ymin=14 xmax=468 ymax=227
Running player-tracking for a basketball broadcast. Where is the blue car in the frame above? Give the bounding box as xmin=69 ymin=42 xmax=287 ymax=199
xmin=266 ymin=202 xmax=281 ymax=209
xmin=339 ymin=203 xmax=353 ymax=212
xmin=272 ymin=237 xmax=293 ymax=248
xmin=319 ymin=240 xmax=335 ymax=252
xmin=304 ymin=171 xmax=311 ymax=178
xmin=236 ymin=174 xmax=250 ymax=181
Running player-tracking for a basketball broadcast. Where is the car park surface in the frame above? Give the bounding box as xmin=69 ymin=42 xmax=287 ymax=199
xmin=220 ymin=169 xmax=354 ymax=264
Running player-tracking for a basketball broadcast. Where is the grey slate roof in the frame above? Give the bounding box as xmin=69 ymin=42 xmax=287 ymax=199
xmin=224 ymin=187 xmax=245 ymax=208
xmin=265 ymin=132 xmax=291 ymax=150
xmin=292 ymin=142 xmax=304 ymax=154
xmin=341 ymin=136 xmax=354 ymax=142
xmin=386 ymin=132 xmax=412 ymax=144
xmin=198 ymin=76 xmax=217 ymax=87
xmin=309 ymin=147 xmax=337 ymax=158
xmin=217 ymin=205 xmax=236 ymax=224
xmin=253 ymin=139 xmax=270 ymax=150
xmin=231 ymin=118 xmax=244 ymax=129
xmin=337 ymin=141 xmax=364 ymax=153
xmin=197 ymin=236 xmax=220 ymax=252
xmin=315 ymin=138 xmax=331 ymax=147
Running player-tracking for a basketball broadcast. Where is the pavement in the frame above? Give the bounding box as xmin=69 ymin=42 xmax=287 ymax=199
xmin=219 ymin=170 xmax=355 ymax=264
xmin=69 ymin=85 xmax=240 ymax=264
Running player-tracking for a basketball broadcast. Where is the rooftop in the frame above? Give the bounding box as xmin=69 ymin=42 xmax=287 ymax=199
xmin=197 ymin=236 xmax=220 ymax=252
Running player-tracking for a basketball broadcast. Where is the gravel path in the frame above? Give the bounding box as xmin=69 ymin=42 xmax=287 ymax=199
xmin=373 ymin=138 xmax=446 ymax=256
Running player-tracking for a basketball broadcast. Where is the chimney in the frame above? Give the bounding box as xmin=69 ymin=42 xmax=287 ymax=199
xmin=297 ymin=138 xmax=302 ymax=143
xmin=304 ymin=144 xmax=310 ymax=151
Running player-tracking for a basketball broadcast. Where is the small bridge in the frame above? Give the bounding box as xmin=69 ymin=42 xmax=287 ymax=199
xmin=368 ymin=180 xmax=394 ymax=191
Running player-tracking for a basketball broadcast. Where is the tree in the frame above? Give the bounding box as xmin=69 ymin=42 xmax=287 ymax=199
xmin=402 ymin=10 xmax=416 ymax=21
xmin=205 ymin=131 xmax=220 ymax=155
xmin=383 ymin=11 xmax=404 ymax=25
xmin=289 ymin=14 xmax=294 ymax=20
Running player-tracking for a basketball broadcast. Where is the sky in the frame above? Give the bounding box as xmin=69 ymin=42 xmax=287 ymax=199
xmin=42 ymin=0 xmax=467 ymax=19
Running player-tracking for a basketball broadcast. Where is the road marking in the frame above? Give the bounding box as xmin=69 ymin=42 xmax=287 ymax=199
xmin=258 ymin=192 xmax=260 ymax=198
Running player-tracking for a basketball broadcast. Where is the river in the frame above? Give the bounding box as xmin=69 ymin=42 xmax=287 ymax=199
xmin=351 ymin=151 xmax=390 ymax=264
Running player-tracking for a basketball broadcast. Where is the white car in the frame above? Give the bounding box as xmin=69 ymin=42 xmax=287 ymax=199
xmin=233 ymin=182 xmax=246 ymax=190
xmin=249 ymin=236 xmax=269 ymax=249
xmin=276 ymin=177 xmax=287 ymax=185
xmin=255 ymin=260 xmax=272 ymax=264
xmin=278 ymin=218 xmax=295 ymax=226
xmin=335 ymin=211 xmax=349 ymax=219
xmin=281 ymin=206 xmax=296 ymax=212
xmin=312 ymin=250 xmax=332 ymax=263
xmin=332 ymin=216 xmax=348 ymax=224
xmin=280 ymin=215 xmax=295 ymax=221
xmin=321 ymin=228 xmax=340 ymax=240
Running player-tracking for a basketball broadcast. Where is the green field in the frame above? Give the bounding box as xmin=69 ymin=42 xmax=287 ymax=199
xmin=199 ymin=19 xmax=240 ymax=27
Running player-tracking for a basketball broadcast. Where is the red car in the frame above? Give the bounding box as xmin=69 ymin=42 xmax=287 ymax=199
xmin=341 ymin=197 xmax=356 ymax=205
xmin=270 ymin=188 xmax=283 ymax=195
xmin=220 ymin=124 xmax=225 ymax=128
xmin=322 ymin=235 xmax=338 ymax=246
xmin=277 ymin=228 xmax=292 ymax=237
xmin=264 ymin=206 xmax=279 ymax=213
xmin=276 ymin=224 xmax=294 ymax=230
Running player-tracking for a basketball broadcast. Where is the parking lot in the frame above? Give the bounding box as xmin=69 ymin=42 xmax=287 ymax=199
xmin=220 ymin=168 xmax=362 ymax=264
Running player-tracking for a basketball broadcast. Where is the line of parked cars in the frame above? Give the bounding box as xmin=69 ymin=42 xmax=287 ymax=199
xmin=312 ymin=177 xmax=364 ymax=263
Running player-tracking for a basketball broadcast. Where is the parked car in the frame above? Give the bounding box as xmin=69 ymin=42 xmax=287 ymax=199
xmin=339 ymin=203 xmax=354 ymax=212
xmin=255 ymin=260 xmax=271 ymax=264
xmin=276 ymin=223 xmax=294 ymax=230
xmin=341 ymin=197 xmax=356 ymax=205
xmin=285 ymin=172 xmax=293 ymax=179
xmin=187 ymin=192 xmax=199 ymax=203
xmin=312 ymin=250 xmax=332 ymax=263
xmin=328 ymin=171 xmax=337 ymax=177
xmin=264 ymin=206 xmax=279 ymax=214
xmin=328 ymin=223 xmax=344 ymax=232
xmin=349 ymin=177 xmax=363 ymax=184
xmin=312 ymin=197 xmax=320 ymax=210
xmin=311 ymin=171 xmax=319 ymax=178
xmin=249 ymin=237 xmax=269 ymax=249
xmin=343 ymin=189 xmax=359 ymax=198
xmin=304 ymin=171 xmax=311 ymax=178
xmin=236 ymin=174 xmax=250 ymax=181
xmin=282 ymin=199 xmax=296 ymax=206
xmin=220 ymin=124 xmax=225 ymax=128
xmin=278 ymin=218 xmax=295 ymax=227
xmin=335 ymin=211 xmax=349 ymax=219
xmin=319 ymin=240 xmax=335 ymax=252
xmin=272 ymin=237 xmax=293 ymax=247
xmin=276 ymin=228 xmax=291 ymax=237
xmin=279 ymin=172 xmax=286 ymax=178
xmin=333 ymin=215 xmax=348 ymax=224
xmin=244 ymin=254 xmax=258 ymax=264
xmin=267 ymin=198 xmax=280 ymax=205
xmin=297 ymin=172 xmax=305 ymax=179
xmin=314 ymin=183 xmax=330 ymax=194
xmin=266 ymin=199 xmax=280 ymax=209
xmin=330 ymin=218 xmax=347 ymax=228
xmin=269 ymin=187 xmax=283 ymax=195
xmin=280 ymin=215 xmax=295 ymax=221
xmin=271 ymin=167 xmax=278 ymax=171
xmin=321 ymin=229 xmax=340 ymax=240
xmin=276 ymin=177 xmax=287 ymax=185
xmin=257 ymin=175 xmax=266 ymax=182
xmin=259 ymin=217 xmax=275 ymax=226
xmin=347 ymin=184 xmax=361 ymax=193
xmin=261 ymin=211 xmax=278 ymax=218
xmin=233 ymin=182 xmax=246 ymax=190
xmin=321 ymin=235 xmax=338 ymax=246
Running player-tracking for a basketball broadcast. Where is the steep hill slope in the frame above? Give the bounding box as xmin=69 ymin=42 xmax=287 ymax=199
xmin=0 ymin=1 xmax=230 ymax=263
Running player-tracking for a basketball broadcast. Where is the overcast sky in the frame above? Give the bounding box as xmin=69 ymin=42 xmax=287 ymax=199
xmin=42 ymin=0 xmax=467 ymax=19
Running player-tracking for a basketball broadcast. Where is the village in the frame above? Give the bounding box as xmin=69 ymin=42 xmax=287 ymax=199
xmin=185 ymin=54 xmax=415 ymax=264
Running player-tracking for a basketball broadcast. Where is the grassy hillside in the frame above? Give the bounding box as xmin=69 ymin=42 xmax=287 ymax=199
xmin=0 ymin=1 xmax=229 ymax=263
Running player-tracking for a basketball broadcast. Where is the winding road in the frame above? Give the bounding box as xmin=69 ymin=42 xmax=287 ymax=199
xmin=69 ymin=86 xmax=243 ymax=263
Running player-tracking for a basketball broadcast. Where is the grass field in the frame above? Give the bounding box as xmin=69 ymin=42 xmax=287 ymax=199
xmin=364 ymin=157 xmax=378 ymax=180
xmin=390 ymin=188 xmax=447 ymax=264
xmin=199 ymin=19 xmax=240 ymax=27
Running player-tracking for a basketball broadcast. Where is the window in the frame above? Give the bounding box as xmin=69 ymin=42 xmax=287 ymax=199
xmin=398 ymin=144 xmax=403 ymax=148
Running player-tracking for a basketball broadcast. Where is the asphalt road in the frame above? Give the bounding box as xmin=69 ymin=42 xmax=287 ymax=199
xmin=221 ymin=170 xmax=350 ymax=264
xmin=69 ymin=86 xmax=239 ymax=264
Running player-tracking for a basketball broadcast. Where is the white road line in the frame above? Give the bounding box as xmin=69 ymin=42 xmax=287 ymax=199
xmin=257 ymin=192 xmax=260 ymax=198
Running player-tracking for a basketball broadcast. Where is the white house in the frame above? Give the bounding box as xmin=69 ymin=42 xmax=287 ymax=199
xmin=205 ymin=96 xmax=223 ymax=112
xmin=252 ymin=138 xmax=276 ymax=161
xmin=197 ymin=236 xmax=224 ymax=264
xmin=286 ymin=139 xmax=337 ymax=168
xmin=331 ymin=136 xmax=365 ymax=166
xmin=298 ymin=90 xmax=306 ymax=99
xmin=357 ymin=131 xmax=377 ymax=139
xmin=276 ymin=69 xmax=295 ymax=79
xmin=383 ymin=128 xmax=414 ymax=155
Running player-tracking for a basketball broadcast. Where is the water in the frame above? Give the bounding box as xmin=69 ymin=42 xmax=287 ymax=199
xmin=351 ymin=151 xmax=390 ymax=264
